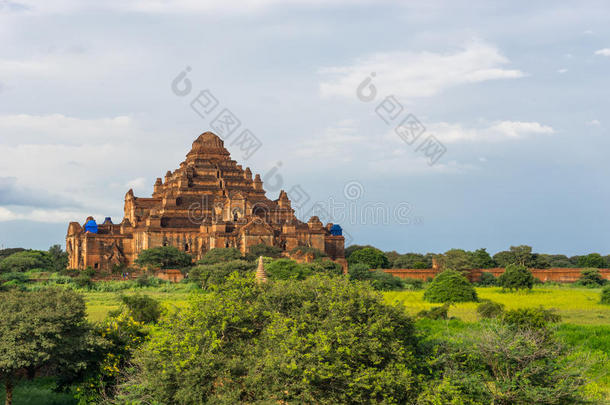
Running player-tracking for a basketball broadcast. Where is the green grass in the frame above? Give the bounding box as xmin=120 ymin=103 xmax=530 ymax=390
xmin=84 ymin=288 xmax=192 ymax=322
xmin=384 ymin=285 xmax=610 ymax=325
xmin=0 ymin=378 xmax=76 ymax=405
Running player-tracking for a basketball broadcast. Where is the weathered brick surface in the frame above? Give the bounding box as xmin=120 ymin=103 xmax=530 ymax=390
xmin=382 ymin=268 xmax=610 ymax=283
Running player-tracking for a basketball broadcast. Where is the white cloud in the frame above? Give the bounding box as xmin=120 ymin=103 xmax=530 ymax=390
xmin=1 ymin=0 xmax=382 ymax=15
xmin=557 ymin=68 xmax=568 ymax=74
xmin=319 ymin=41 xmax=525 ymax=101
xmin=587 ymin=119 xmax=601 ymax=126
xmin=487 ymin=121 xmax=554 ymax=139
xmin=0 ymin=114 xmax=134 ymax=145
xmin=594 ymin=48 xmax=610 ymax=56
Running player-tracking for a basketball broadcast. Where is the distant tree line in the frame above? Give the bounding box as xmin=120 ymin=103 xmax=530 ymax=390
xmin=346 ymin=244 xmax=610 ymax=270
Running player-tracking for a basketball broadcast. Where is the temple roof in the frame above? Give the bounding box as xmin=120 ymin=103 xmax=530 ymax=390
xmin=187 ymin=131 xmax=230 ymax=160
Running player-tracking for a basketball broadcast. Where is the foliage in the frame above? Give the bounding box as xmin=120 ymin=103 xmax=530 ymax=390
xmin=47 ymin=245 xmax=68 ymax=272
xmin=437 ymin=249 xmax=473 ymax=272
xmin=116 ymin=275 xmax=422 ymax=404
xmin=468 ymin=248 xmax=496 ymax=269
xmin=577 ymin=253 xmax=606 ymax=269
xmin=348 ymin=247 xmax=390 ymax=269
xmin=417 ymin=303 xmax=450 ymax=320
xmin=265 ymin=258 xmax=311 ymax=280
xmin=0 ymin=248 xmax=25 ymax=261
xmin=476 ymin=271 xmax=497 ymax=286
xmin=348 ymin=263 xmax=405 ymax=291
xmin=392 ymin=253 xmax=431 ymax=269
xmin=119 ymin=293 xmax=162 ymax=324
xmin=493 ymin=245 xmax=534 ymax=267
xmin=476 ymin=299 xmax=504 ymax=319
xmin=75 ymin=311 xmax=147 ymax=403
xmin=423 ymin=270 xmax=477 ymax=303
xmin=245 ymin=243 xmax=282 ymax=260
xmin=289 ymin=246 xmax=328 ymax=259
xmin=189 ymin=260 xmax=255 ymax=288
xmin=474 ymin=324 xmax=586 ymax=404
xmin=601 ymin=285 xmax=610 ymax=305
xmin=0 ymin=377 xmax=77 ymax=405
xmin=402 ymin=277 xmax=424 ymax=290
xmin=577 ymin=268 xmax=606 ymax=287
xmin=197 ymin=247 xmax=242 ymax=265
xmin=344 ymin=244 xmax=376 ymax=258
xmin=501 ymin=307 xmax=561 ymax=329
xmin=498 ymin=263 xmax=534 ymax=291
xmin=0 ymin=289 xmax=91 ymax=405
xmin=302 ymin=259 xmax=343 ymax=277
xmin=0 ymin=250 xmax=53 ymax=273
xmin=135 ymin=246 xmax=192 ymax=269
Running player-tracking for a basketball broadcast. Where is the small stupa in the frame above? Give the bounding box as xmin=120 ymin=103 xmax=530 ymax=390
xmin=255 ymin=256 xmax=267 ymax=283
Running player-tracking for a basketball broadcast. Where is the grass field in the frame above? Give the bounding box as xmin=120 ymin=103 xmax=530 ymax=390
xmin=84 ymin=288 xmax=191 ymax=322
xmin=384 ymin=285 xmax=610 ymax=325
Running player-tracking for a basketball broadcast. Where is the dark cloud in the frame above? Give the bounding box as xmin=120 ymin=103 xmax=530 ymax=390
xmin=0 ymin=177 xmax=80 ymax=208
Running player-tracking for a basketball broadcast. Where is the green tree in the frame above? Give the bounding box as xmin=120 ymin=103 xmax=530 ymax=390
xmin=577 ymin=253 xmax=605 ymax=268
xmin=119 ymin=293 xmax=162 ymax=324
xmin=576 ymin=268 xmax=605 ymax=287
xmin=601 ymin=285 xmax=610 ymax=305
xmin=498 ymin=264 xmax=534 ymax=291
xmin=423 ymin=270 xmax=478 ymax=303
xmin=546 ymin=254 xmax=573 ymax=268
xmin=348 ymin=247 xmax=390 ymax=269
xmin=344 ymin=244 xmax=376 ymax=259
xmin=135 ymin=246 xmax=192 ymax=269
xmin=0 ymin=250 xmax=53 ymax=273
xmin=265 ymin=258 xmax=311 ymax=280
xmin=469 ymin=248 xmax=496 ymax=269
xmin=48 ymin=245 xmax=68 ymax=271
xmin=245 ymin=244 xmax=282 ymax=260
xmin=393 ymin=253 xmax=430 ymax=269
xmin=438 ymin=249 xmax=473 ymax=272
xmin=197 ymin=247 xmax=242 ymax=265
xmin=0 ymin=289 xmax=91 ymax=405
xmin=189 ymin=260 xmax=255 ymax=288
xmin=116 ymin=275 xmax=421 ymax=404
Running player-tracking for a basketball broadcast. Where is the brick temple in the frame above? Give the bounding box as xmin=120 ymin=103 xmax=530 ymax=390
xmin=66 ymin=132 xmax=346 ymax=271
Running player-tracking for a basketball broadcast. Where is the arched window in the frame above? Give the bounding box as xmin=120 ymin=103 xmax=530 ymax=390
xmin=184 ymin=243 xmax=189 ymax=251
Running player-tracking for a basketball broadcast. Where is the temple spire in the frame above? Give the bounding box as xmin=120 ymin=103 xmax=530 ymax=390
xmin=255 ymin=256 xmax=267 ymax=283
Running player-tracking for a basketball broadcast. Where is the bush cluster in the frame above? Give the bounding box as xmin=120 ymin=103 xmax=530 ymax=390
xmin=423 ymin=270 xmax=477 ymax=303
xmin=348 ymin=263 xmax=405 ymax=291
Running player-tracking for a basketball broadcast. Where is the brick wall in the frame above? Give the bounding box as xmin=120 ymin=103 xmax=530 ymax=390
xmin=382 ymin=268 xmax=610 ymax=283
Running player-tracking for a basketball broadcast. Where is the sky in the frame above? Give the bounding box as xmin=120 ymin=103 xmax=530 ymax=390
xmin=0 ymin=0 xmax=609 ymax=255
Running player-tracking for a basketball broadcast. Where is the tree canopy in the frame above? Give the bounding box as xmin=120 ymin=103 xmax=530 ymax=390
xmin=134 ymin=246 xmax=192 ymax=269
xmin=348 ymin=247 xmax=390 ymax=269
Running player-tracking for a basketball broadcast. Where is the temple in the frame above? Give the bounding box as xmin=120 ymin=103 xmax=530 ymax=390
xmin=66 ymin=132 xmax=346 ymax=271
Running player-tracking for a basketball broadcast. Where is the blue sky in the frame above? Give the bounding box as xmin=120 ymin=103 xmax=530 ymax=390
xmin=0 ymin=0 xmax=609 ymax=255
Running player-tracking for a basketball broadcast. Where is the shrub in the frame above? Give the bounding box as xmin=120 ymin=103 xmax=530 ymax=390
xmin=73 ymin=274 xmax=93 ymax=289
xmin=197 ymin=247 xmax=242 ymax=265
xmin=190 ymin=260 xmax=255 ymax=288
xmin=423 ymin=270 xmax=477 ymax=303
xmin=289 ymin=246 xmax=328 ymax=259
xmin=0 ymin=250 xmax=53 ymax=273
xmin=135 ymin=246 xmax=192 ymax=269
xmin=497 ymin=264 xmax=534 ymax=291
xmin=348 ymin=247 xmax=390 ymax=269
xmin=477 ymin=271 xmax=497 ymax=286
xmin=477 ymin=300 xmax=504 ymax=319
xmin=116 ymin=275 xmax=422 ymax=404
xmin=417 ymin=304 xmax=450 ymax=320
xmin=576 ymin=268 xmax=605 ymax=287
xmin=348 ymin=263 xmax=404 ymax=291
xmin=501 ymin=307 xmax=561 ymax=329
xmin=601 ymin=285 xmax=610 ymax=305
xmin=119 ymin=293 xmax=162 ymax=324
xmin=402 ymin=277 xmax=424 ymax=290
xmin=265 ymin=259 xmax=311 ymax=281
xmin=302 ymin=259 xmax=343 ymax=277
xmin=0 ymin=272 xmax=29 ymax=283
xmin=245 ymin=244 xmax=282 ymax=260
